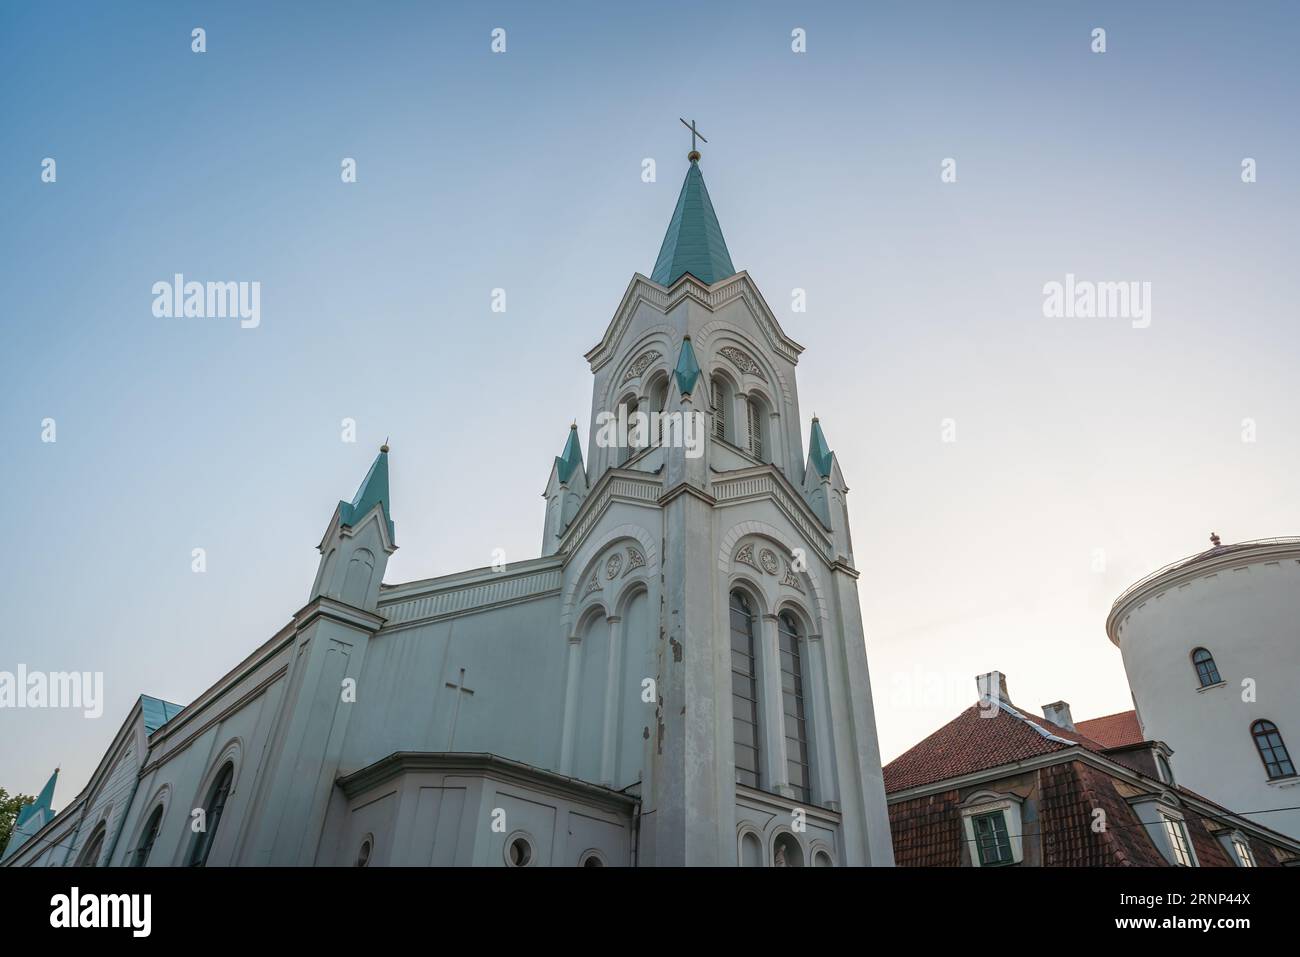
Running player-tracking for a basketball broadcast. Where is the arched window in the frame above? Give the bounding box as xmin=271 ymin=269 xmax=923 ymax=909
xmin=746 ymin=397 xmax=765 ymax=460
xmin=77 ymin=823 xmax=107 ymax=867
xmin=619 ymin=396 xmax=640 ymax=464
xmin=649 ymin=375 xmax=669 ymax=446
xmin=712 ymin=377 xmax=729 ymax=442
xmin=130 ymin=805 xmax=165 ymax=867
xmin=355 ymin=836 xmax=373 ymax=867
xmin=188 ymin=761 xmax=234 ymax=867
xmin=729 ymin=590 xmax=760 ymax=788
xmin=1251 ymin=720 xmax=1296 ymax=780
xmin=778 ymin=611 xmax=811 ymax=803
xmin=1191 ymin=648 xmax=1221 ymax=687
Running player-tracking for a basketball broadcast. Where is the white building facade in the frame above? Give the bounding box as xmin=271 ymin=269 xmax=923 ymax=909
xmin=4 ymin=154 xmax=894 ymax=868
xmin=1108 ymin=537 xmax=1300 ymax=840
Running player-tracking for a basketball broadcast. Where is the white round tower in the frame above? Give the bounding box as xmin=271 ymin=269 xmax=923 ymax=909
xmin=1108 ymin=537 xmax=1300 ymax=840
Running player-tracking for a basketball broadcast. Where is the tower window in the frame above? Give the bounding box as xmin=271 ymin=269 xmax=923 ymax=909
xmin=1251 ymin=719 xmax=1296 ymax=779
xmin=778 ymin=612 xmax=811 ymax=803
xmin=712 ymin=378 xmax=727 ymax=442
xmin=747 ymin=398 xmax=763 ymax=459
xmin=729 ymin=590 xmax=760 ymax=788
xmin=1191 ymin=648 xmax=1221 ymax=687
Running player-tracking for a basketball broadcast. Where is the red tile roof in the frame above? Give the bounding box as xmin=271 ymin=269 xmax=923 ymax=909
xmin=1075 ymin=709 xmax=1145 ymax=749
xmin=883 ymin=701 xmax=1110 ymax=793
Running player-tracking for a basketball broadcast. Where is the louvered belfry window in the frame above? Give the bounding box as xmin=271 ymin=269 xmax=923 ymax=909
xmin=713 ymin=379 xmax=726 ymax=441
xmin=747 ymin=399 xmax=763 ymax=459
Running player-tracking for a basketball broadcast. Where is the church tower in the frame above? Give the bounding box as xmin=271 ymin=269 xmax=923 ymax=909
xmin=548 ymin=135 xmax=894 ymax=866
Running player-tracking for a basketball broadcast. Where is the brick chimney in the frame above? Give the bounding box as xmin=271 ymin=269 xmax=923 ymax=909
xmin=976 ymin=671 xmax=1010 ymax=705
xmin=1041 ymin=700 xmax=1076 ymax=732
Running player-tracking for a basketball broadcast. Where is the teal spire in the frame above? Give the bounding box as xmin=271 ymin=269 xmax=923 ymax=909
xmin=809 ymin=417 xmax=834 ymax=478
xmin=3 ymin=767 xmax=59 ymax=859
xmin=674 ymin=336 xmax=702 ymax=397
xmin=555 ymin=423 xmax=584 ymax=484
xmin=15 ymin=768 xmax=58 ymax=830
xmin=338 ymin=445 xmax=395 ymax=541
xmin=651 ymin=158 xmax=736 ymax=286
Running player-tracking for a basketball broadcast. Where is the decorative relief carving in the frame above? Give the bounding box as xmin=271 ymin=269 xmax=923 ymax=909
xmin=759 ymin=548 xmax=779 ymax=575
xmin=622 ymin=350 xmax=662 ymax=383
xmin=780 ymin=560 xmax=805 ymax=593
xmin=719 ymin=346 xmax=767 ymax=381
xmin=623 ymin=546 xmax=645 ymax=576
xmin=605 ymin=553 xmax=623 ymax=579
xmin=583 ymin=573 xmax=602 ymax=597
xmin=735 ymin=543 xmax=761 ymax=572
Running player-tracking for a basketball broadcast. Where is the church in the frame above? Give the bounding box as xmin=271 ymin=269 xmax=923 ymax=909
xmin=3 ymin=142 xmax=895 ymax=868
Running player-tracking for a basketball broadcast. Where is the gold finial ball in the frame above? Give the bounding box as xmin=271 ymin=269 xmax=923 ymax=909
xmin=380 ymin=443 xmax=390 ymax=453
xmin=688 ymin=150 xmax=701 ymax=162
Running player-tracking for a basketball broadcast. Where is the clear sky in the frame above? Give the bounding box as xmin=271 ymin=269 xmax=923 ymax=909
xmin=2 ymin=1 xmax=1298 ymax=801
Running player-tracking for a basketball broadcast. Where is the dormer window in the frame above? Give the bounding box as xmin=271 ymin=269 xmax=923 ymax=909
xmin=1222 ymin=832 xmax=1257 ymax=867
xmin=959 ymin=794 xmax=1024 ymax=867
xmin=1159 ymin=812 xmax=1197 ymax=866
xmin=1156 ymin=751 xmax=1175 ymax=785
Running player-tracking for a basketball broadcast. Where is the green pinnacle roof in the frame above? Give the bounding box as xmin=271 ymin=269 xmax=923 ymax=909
xmin=651 ymin=159 xmax=736 ymax=286
xmin=338 ymin=447 xmax=395 ymax=541
xmin=555 ymin=424 xmax=584 ymax=484
xmin=674 ymin=337 xmax=702 ymax=397
xmin=15 ymin=768 xmax=58 ymax=830
xmin=809 ymin=418 xmax=834 ymax=478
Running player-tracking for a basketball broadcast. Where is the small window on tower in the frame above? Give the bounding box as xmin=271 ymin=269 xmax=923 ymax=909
xmin=747 ymin=398 xmax=763 ymax=460
xmin=1191 ymin=648 xmax=1221 ymax=687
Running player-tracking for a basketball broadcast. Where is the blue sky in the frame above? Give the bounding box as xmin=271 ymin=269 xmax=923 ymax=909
xmin=2 ymin=1 xmax=1298 ymax=798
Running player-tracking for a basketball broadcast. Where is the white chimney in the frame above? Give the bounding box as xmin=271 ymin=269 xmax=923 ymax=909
xmin=976 ymin=671 xmax=1010 ymax=705
xmin=1041 ymin=700 xmax=1076 ymax=732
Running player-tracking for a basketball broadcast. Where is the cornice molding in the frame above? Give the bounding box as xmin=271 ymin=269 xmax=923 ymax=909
xmin=1107 ymin=538 xmax=1300 ymax=645
xmin=585 ymin=272 xmax=805 ymax=372
xmin=336 ymin=751 xmax=639 ymax=811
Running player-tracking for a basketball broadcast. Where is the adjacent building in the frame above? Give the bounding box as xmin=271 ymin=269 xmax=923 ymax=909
xmin=1107 ymin=536 xmax=1300 ymax=840
xmin=884 ymin=672 xmax=1300 ymax=867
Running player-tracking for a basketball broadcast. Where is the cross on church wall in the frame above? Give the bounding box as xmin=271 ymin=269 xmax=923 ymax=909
xmin=444 ymin=667 xmax=475 ymax=751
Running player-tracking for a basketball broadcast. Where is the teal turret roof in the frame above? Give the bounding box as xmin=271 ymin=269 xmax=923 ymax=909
xmin=674 ymin=336 xmax=702 ymax=397
xmin=555 ymin=424 xmax=584 ymax=484
xmin=809 ymin=418 xmax=834 ymax=478
xmin=651 ymin=159 xmax=736 ymax=286
xmin=3 ymin=767 xmax=59 ymax=860
xmin=338 ymin=446 xmax=395 ymax=541
xmin=14 ymin=768 xmax=58 ymax=831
